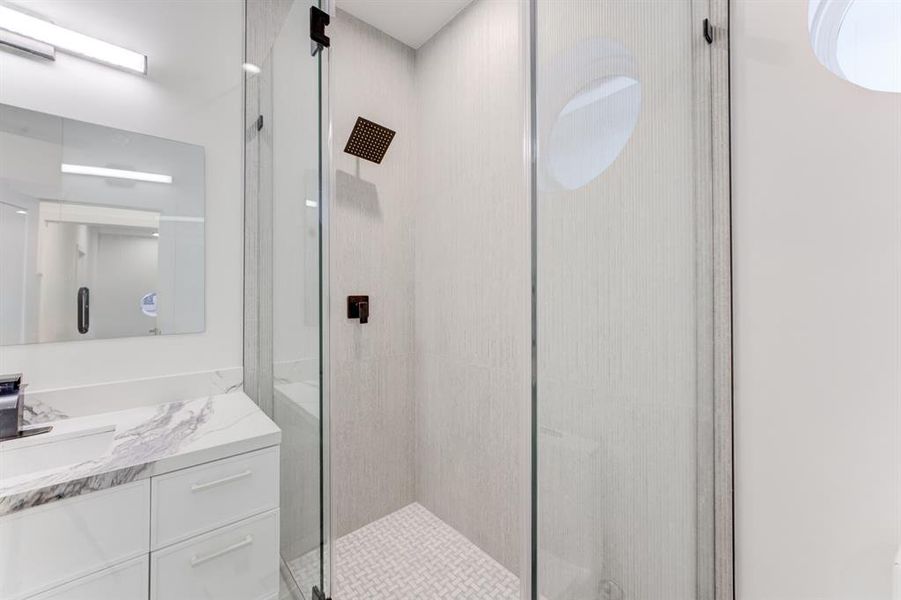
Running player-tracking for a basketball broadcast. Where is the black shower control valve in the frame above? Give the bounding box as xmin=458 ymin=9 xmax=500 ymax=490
xmin=347 ymin=296 xmax=369 ymax=324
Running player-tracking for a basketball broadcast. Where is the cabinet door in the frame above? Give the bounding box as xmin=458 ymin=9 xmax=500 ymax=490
xmin=151 ymin=446 xmax=279 ymax=549
xmin=28 ymin=556 xmax=148 ymax=600
xmin=150 ymin=509 xmax=279 ymax=600
xmin=0 ymin=480 xmax=150 ymax=600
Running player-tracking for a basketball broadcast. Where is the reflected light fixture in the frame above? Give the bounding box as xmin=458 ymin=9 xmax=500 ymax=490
xmin=15 ymin=210 xmax=27 ymax=215
xmin=61 ymin=164 xmax=172 ymax=184
xmin=0 ymin=5 xmax=147 ymax=74
xmin=152 ymin=232 xmax=160 ymax=238
xmin=242 ymin=62 xmax=261 ymax=75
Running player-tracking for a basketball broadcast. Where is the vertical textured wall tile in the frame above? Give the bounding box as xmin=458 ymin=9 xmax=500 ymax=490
xmin=534 ymin=1 xmax=719 ymax=598
xmin=331 ymin=9 xmax=418 ymax=538
xmin=414 ymin=0 xmax=529 ymax=575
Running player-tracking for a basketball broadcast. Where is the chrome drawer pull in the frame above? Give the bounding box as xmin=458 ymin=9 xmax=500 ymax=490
xmin=190 ymin=535 xmax=254 ymax=567
xmin=190 ymin=469 xmax=252 ymax=492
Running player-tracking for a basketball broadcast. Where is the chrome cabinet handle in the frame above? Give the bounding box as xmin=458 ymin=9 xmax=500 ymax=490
xmin=190 ymin=469 xmax=252 ymax=492
xmin=190 ymin=535 xmax=253 ymax=567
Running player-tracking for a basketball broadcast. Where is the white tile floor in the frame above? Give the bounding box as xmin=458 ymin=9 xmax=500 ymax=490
xmin=287 ymin=502 xmax=520 ymax=600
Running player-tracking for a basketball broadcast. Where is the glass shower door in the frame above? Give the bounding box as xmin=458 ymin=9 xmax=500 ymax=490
xmin=533 ymin=1 xmax=725 ymax=598
xmin=251 ymin=1 xmax=330 ymax=598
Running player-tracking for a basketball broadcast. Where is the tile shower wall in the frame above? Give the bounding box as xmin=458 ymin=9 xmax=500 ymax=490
xmin=535 ymin=2 xmax=707 ymax=599
xmin=414 ymin=0 xmax=529 ymax=575
xmin=331 ymin=10 xmax=418 ymax=537
xmin=331 ymin=0 xmax=528 ymax=571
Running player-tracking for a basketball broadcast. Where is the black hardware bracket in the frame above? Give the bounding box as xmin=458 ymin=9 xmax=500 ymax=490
xmin=703 ymin=18 xmax=714 ymax=44
xmin=310 ymin=6 xmax=330 ymax=54
xmin=256 ymin=115 xmax=264 ymax=131
xmin=312 ymin=586 xmax=330 ymax=600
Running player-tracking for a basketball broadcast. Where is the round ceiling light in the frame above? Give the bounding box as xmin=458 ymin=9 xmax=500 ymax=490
xmin=809 ymin=0 xmax=901 ymax=93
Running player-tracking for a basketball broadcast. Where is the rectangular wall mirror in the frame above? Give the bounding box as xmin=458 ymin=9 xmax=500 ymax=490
xmin=0 ymin=103 xmax=205 ymax=345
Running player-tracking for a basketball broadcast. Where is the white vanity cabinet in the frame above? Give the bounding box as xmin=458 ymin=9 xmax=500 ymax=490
xmin=0 ymin=446 xmax=280 ymax=600
xmin=150 ymin=509 xmax=279 ymax=600
xmin=150 ymin=446 xmax=279 ymax=549
xmin=28 ymin=557 xmax=149 ymax=600
xmin=0 ymin=481 xmax=150 ymax=600
xmin=149 ymin=446 xmax=280 ymax=600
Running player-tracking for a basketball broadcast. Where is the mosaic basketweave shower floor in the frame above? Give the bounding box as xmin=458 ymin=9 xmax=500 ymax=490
xmin=282 ymin=502 xmax=520 ymax=600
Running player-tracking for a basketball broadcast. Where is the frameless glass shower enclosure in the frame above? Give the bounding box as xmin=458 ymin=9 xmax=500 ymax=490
xmin=245 ymin=0 xmax=731 ymax=598
xmin=533 ymin=0 xmax=731 ymax=599
xmin=244 ymin=0 xmax=329 ymax=598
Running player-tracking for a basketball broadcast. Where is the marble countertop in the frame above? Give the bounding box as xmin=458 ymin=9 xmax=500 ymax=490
xmin=0 ymin=391 xmax=280 ymax=516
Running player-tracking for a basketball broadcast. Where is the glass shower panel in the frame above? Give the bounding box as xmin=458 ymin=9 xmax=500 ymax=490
xmin=258 ymin=1 xmax=328 ymax=598
xmin=534 ymin=1 xmax=715 ymax=599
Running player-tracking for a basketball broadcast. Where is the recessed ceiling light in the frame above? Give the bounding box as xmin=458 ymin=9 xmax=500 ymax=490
xmin=61 ymin=163 xmax=172 ymax=184
xmin=15 ymin=209 xmax=27 ymax=215
xmin=152 ymin=232 xmax=159 ymax=238
xmin=242 ymin=62 xmax=261 ymax=75
xmin=305 ymin=199 xmax=318 ymax=208
xmin=0 ymin=5 xmax=147 ymax=74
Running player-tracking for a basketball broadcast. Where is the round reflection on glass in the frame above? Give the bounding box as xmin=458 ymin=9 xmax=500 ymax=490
xmin=809 ymin=0 xmax=901 ymax=93
xmin=539 ymin=39 xmax=641 ymax=191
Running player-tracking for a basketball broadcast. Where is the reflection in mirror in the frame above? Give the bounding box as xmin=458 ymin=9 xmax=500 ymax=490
xmin=0 ymin=103 xmax=205 ymax=345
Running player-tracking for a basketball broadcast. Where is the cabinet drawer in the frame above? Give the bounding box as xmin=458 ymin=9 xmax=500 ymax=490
xmin=28 ymin=556 xmax=148 ymax=600
xmin=150 ymin=509 xmax=279 ymax=600
xmin=0 ymin=480 xmax=150 ymax=600
xmin=151 ymin=446 xmax=278 ymax=549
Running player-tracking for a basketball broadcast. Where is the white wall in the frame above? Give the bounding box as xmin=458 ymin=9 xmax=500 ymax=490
xmin=732 ymin=1 xmax=901 ymax=598
xmin=0 ymin=0 xmax=244 ymax=400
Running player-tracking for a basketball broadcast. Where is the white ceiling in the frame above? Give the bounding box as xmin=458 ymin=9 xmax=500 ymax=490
xmin=337 ymin=0 xmax=474 ymax=49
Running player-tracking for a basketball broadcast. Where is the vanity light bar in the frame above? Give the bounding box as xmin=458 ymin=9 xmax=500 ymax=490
xmin=0 ymin=6 xmax=147 ymax=74
xmin=61 ymin=164 xmax=172 ymax=184
xmin=0 ymin=29 xmax=54 ymax=60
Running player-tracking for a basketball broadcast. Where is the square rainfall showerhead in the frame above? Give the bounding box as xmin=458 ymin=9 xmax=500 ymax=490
xmin=344 ymin=117 xmax=396 ymax=164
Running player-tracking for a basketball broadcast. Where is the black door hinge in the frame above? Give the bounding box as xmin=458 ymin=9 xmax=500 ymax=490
xmin=256 ymin=115 xmax=264 ymax=131
xmin=703 ymin=18 xmax=714 ymax=44
xmin=311 ymin=6 xmax=330 ymax=55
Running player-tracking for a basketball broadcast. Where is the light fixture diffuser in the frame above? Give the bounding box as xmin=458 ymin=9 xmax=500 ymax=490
xmin=61 ymin=164 xmax=172 ymax=184
xmin=0 ymin=5 xmax=146 ymax=74
xmin=0 ymin=29 xmax=54 ymax=59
